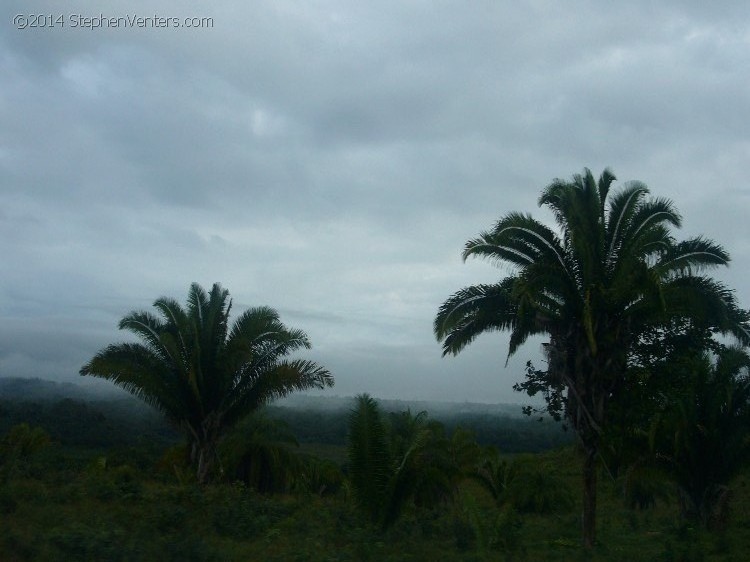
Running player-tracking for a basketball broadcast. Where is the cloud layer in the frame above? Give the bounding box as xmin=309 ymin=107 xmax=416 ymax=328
xmin=2 ymin=0 xmax=749 ymax=402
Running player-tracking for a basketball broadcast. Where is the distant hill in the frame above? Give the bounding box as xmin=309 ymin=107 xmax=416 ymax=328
xmin=1 ymin=377 xmax=533 ymax=416
xmin=0 ymin=377 xmax=178 ymax=449
xmin=0 ymin=375 xmax=131 ymax=402
xmin=0 ymin=376 xmax=98 ymax=401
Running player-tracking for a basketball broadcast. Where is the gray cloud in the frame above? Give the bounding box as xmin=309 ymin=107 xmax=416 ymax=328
xmin=2 ymin=0 xmax=749 ymax=403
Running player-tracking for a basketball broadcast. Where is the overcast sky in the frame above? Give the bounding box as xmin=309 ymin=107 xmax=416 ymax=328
xmin=1 ymin=1 xmax=749 ymax=403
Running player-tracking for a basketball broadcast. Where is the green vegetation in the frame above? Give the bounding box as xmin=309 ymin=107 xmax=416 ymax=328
xmin=3 ymin=399 xmax=750 ymax=561
xmin=79 ymin=282 xmax=333 ymax=483
xmin=3 ymin=169 xmax=750 ymax=558
xmin=435 ymin=168 xmax=749 ymax=546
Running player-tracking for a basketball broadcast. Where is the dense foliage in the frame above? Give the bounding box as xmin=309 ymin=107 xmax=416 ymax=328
xmin=655 ymin=347 xmax=750 ymax=527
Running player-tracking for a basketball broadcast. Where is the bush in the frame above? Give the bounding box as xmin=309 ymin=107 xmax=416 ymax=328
xmin=491 ymin=505 xmax=524 ymax=555
xmin=621 ymin=462 xmax=671 ymax=510
xmin=505 ymin=459 xmax=573 ymax=514
xmin=297 ymin=456 xmax=344 ymax=496
xmin=0 ymin=423 xmax=50 ymax=481
xmin=0 ymin=487 xmax=17 ymax=514
xmin=211 ymin=495 xmax=269 ymax=539
xmin=475 ymin=451 xmax=573 ymax=514
xmin=46 ymin=523 xmax=132 ymax=561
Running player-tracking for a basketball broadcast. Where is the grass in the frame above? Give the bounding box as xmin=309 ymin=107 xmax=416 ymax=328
xmin=2 ymin=443 xmax=750 ymax=561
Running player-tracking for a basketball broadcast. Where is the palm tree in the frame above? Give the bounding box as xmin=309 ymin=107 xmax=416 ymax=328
xmin=80 ymin=282 xmax=333 ymax=483
xmin=434 ymin=169 xmax=748 ymax=547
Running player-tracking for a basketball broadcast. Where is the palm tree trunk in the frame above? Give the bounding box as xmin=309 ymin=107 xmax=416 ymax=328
xmin=191 ymin=415 xmax=223 ymax=484
xmin=576 ymin=367 xmax=606 ymax=549
xmin=582 ymin=444 xmax=597 ymax=548
xmin=196 ymin=442 xmax=214 ymax=484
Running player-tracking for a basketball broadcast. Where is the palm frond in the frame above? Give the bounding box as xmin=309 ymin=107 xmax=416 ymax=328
xmin=435 ymin=280 xmax=520 ymax=356
xmin=187 ymin=282 xmax=210 ymax=327
xmin=597 ymin=168 xmax=617 ymax=215
xmin=605 ymin=182 xmax=651 ymax=262
xmin=656 ymin=237 xmax=730 ymax=276
xmin=152 ymin=297 xmax=188 ymax=331
xmin=507 ymin=293 xmax=549 ymax=359
xmin=626 ymin=197 xmax=681 ymax=238
xmin=222 ymin=359 xmax=332 ymax=428
xmin=79 ymin=343 xmax=187 ymax=423
xmin=152 ymin=297 xmax=191 ymax=360
xmin=539 ymin=176 xmax=574 ymax=231
xmin=463 ymin=230 xmax=535 ymax=269
xmin=227 ymin=306 xmax=284 ymax=347
xmin=118 ymin=311 xmax=167 ymax=356
xmin=659 ymin=276 xmax=750 ymax=345
xmin=467 ymin=213 xmax=569 ymax=277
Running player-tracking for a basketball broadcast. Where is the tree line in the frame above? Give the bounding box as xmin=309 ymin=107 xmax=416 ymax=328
xmin=0 ymin=383 xmax=568 ymax=453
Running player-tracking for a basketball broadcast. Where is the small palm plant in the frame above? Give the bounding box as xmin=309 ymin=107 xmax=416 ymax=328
xmin=220 ymin=413 xmax=302 ymax=493
xmin=347 ymin=394 xmax=466 ymax=529
xmin=347 ymin=394 xmax=396 ymax=527
xmin=473 ymin=448 xmax=572 ymax=514
xmin=0 ymin=424 xmax=50 ymax=482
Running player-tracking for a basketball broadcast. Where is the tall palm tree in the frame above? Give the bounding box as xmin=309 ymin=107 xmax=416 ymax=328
xmin=434 ymin=169 xmax=748 ymax=547
xmin=80 ymin=282 xmax=333 ymax=483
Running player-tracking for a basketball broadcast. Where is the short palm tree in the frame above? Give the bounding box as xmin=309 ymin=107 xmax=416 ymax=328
xmin=220 ymin=412 xmax=303 ymax=493
xmin=654 ymin=346 xmax=750 ymax=528
xmin=435 ymin=169 xmax=748 ymax=546
xmin=80 ymin=282 xmax=333 ymax=483
xmin=347 ymin=395 xmax=460 ymax=529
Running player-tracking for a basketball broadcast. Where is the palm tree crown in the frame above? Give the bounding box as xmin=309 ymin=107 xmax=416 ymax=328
xmin=437 ymin=169 xmax=745 ymax=361
xmin=81 ymin=282 xmax=333 ymax=482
